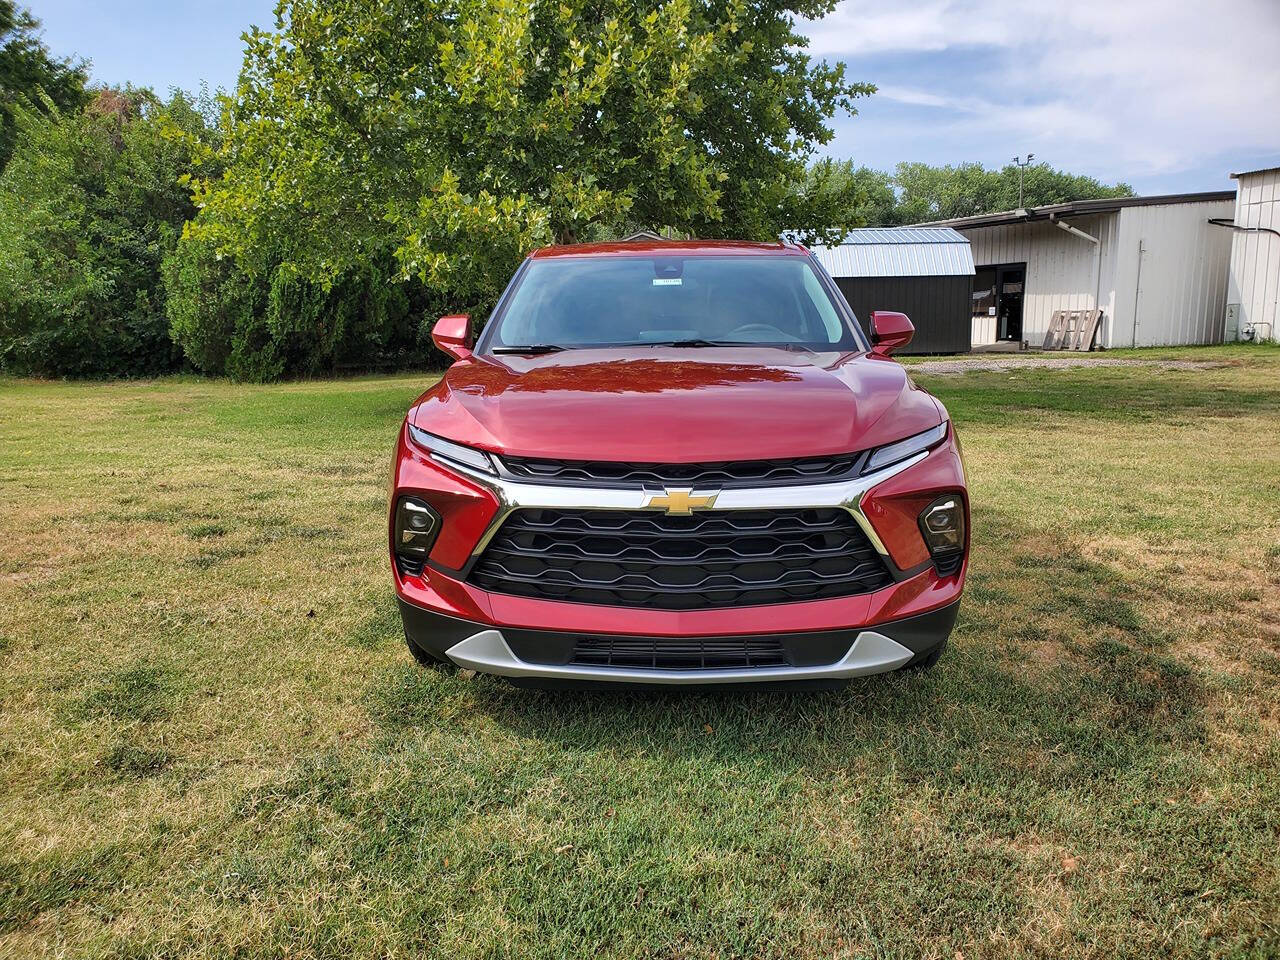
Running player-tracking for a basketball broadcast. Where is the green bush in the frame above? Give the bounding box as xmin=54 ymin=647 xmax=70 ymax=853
xmin=0 ymin=88 xmax=203 ymax=377
xmin=162 ymin=230 xmax=259 ymax=377
xmin=164 ymin=231 xmax=439 ymax=382
xmin=0 ymin=82 xmax=437 ymax=382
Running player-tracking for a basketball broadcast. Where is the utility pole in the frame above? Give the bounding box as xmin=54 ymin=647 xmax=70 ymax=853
xmin=1012 ymin=154 xmax=1035 ymax=208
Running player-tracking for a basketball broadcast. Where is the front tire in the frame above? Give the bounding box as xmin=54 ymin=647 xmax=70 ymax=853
xmin=405 ymin=633 xmax=448 ymax=668
xmin=903 ymin=639 xmax=947 ymax=671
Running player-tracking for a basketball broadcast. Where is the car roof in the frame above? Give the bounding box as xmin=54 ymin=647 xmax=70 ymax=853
xmin=528 ymin=240 xmax=809 ymax=259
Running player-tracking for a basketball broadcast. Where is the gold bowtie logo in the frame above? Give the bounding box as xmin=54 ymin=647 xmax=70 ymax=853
xmin=644 ymin=487 xmax=719 ymax=515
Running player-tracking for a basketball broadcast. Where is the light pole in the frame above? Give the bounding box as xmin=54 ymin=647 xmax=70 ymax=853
xmin=1012 ymin=154 xmax=1035 ymax=208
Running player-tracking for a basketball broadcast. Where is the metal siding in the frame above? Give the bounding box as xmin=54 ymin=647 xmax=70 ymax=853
xmin=1096 ymin=215 xmax=1121 ymax=346
xmin=1228 ymin=169 xmax=1280 ymax=340
xmin=834 ymin=275 xmax=971 ymax=353
xmin=1113 ymin=199 xmax=1234 ymax=346
xmin=922 ymin=191 xmax=1236 ymax=230
xmin=971 ymin=314 xmax=997 ymax=345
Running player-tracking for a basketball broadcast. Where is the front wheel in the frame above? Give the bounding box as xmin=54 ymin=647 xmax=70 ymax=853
xmin=903 ymin=639 xmax=947 ymax=671
xmin=405 ymin=633 xmax=448 ymax=668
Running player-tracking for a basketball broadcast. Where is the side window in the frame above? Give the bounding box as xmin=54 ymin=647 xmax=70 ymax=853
xmin=801 ymin=264 xmax=844 ymax=342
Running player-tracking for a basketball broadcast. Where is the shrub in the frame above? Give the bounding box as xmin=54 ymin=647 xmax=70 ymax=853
xmin=162 ymin=230 xmax=258 ymax=377
xmin=164 ymin=231 xmax=440 ymax=382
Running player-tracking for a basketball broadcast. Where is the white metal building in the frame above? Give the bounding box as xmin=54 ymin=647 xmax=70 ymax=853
xmin=1223 ymin=166 xmax=1280 ymax=342
xmin=925 ymin=192 xmax=1235 ymax=348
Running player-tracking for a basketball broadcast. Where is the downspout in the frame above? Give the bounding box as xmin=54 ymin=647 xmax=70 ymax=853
xmin=1050 ymin=215 xmax=1100 ymax=246
xmin=1131 ymin=240 xmax=1144 ymax=348
xmin=1050 ymin=214 xmax=1104 ymax=345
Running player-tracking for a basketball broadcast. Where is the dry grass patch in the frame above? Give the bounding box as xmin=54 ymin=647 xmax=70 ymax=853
xmin=1082 ymin=535 xmax=1279 ymax=672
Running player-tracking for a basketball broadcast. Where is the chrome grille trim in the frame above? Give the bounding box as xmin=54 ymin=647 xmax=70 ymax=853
xmin=440 ymin=449 xmax=930 ymax=565
xmin=496 ymin=452 xmax=864 ymax=489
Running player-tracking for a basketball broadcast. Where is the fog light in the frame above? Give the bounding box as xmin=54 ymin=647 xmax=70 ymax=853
xmin=919 ymin=495 xmax=965 ymax=556
xmin=395 ymin=497 xmax=441 ymax=558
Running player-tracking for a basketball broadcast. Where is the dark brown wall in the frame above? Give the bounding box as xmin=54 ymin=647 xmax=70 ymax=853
xmin=834 ymin=275 xmax=972 ymax=354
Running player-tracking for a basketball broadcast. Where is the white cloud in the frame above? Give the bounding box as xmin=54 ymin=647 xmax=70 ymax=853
xmin=802 ymin=0 xmax=1022 ymax=56
xmin=873 ymin=86 xmax=951 ymax=108
xmin=800 ymin=0 xmax=1280 ymax=180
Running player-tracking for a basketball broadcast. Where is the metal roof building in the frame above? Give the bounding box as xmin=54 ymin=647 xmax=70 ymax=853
xmin=920 ymin=191 xmax=1236 ymax=348
xmin=809 ymin=227 xmax=976 ymax=353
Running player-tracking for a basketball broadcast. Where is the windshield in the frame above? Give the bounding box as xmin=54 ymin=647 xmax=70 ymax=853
xmin=479 ymin=255 xmax=866 ymax=352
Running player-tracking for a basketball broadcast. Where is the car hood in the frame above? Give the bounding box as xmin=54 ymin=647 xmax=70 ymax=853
xmin=410 ymin=347 xmax=943 ymax=463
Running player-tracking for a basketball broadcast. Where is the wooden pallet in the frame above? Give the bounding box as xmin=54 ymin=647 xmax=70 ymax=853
xmin=1043 ymin=309 xmax=1103 ymax=351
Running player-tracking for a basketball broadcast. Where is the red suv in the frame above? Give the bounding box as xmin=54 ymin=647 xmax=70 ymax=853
xmin=390 ymin=240 xmax=968 ymax=687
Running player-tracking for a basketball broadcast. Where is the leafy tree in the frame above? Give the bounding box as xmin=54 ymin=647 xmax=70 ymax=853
xmin=191 ymin=0 xmax=874 ymax=318
xmin=795 ymin=158 xmax=1133 ymax=231
xmin=163 ymin=91 xmax=441 ymax=383
xmin=0 ymin=1 xmax=88 ymax=171
xmin=992 ymin=161 xmax=1135 ymax=210
xmin=893 ymin=161 xmax=998 ymax=224
xmin=892 ymin=160 xmax=1133 ymax=223
xmin=162 ymin=230 xmax=261 ymax=377
xmin=0 ymin=87 xmax=206 ymax=376
xmin=802 ymin=159 xmax=898 ymax=228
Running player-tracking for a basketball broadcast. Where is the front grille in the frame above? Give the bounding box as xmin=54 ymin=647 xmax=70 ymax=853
xmin=570 ymin=635 xmax=787 ymax=670
xmin=468 ymin=508 xmax=894 ymax=610
xmin=499 ymin=453 xmax=862 ymax=489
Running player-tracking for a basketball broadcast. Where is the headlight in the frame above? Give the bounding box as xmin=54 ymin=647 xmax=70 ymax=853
xmin=864 ymin=422 xmax=947 ymax=472
xmin=407 ymin=424 xmax=497 ymax=476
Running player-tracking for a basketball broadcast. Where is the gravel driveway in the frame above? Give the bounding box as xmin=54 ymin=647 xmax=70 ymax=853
xmin=908 ymin=354 xmax=1226 ymax=374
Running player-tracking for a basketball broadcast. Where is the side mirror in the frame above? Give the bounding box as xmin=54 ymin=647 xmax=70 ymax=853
xmin=869 ymin=311 xmax=914 ymax=356
xmin=432 ymin=314 xmax=473 ymax=362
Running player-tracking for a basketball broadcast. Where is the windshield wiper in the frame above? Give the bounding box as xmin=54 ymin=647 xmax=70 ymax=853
xmin=490 ymin=344 xmax=567 ymax=355
xmin=638 ymin=338 xmax=806 ymax=349
xmin=494 ymin=339 xmax=806 ymax=353
xmin=636 ymin=338 xmax=754 ymax=348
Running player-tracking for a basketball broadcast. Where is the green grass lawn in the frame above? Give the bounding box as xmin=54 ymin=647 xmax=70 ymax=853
xmin=2 ymin=344 xmax=1278 ymax=959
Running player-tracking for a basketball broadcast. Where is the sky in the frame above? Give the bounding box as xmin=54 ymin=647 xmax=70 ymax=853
xmin=26 ymin=0 xmax=1280 ymax=196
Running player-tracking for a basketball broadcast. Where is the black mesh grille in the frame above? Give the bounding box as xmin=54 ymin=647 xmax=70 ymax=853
xmin=570 ymin=635 xmax=787 ymax=670
xmin=499 ymin=454 xmax=861 ymax=488
xmin=469 ymin=508 xmax=894 ymax=610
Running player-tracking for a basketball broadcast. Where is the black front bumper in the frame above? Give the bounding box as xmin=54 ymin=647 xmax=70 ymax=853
xmin=398 ymin=597 xmax=959 ymax=682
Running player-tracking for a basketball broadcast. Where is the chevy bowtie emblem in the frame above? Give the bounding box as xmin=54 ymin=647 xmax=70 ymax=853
xmin=644 ymin=487 xmax=719 ymax=515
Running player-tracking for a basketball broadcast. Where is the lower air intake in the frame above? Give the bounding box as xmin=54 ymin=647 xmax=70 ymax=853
xmin=570 ymin=635 xmax=787 ymax=670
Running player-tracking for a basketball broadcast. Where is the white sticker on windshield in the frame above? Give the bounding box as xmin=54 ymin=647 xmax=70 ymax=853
xmin=652 ymin=278 xmax=682 ymax=286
